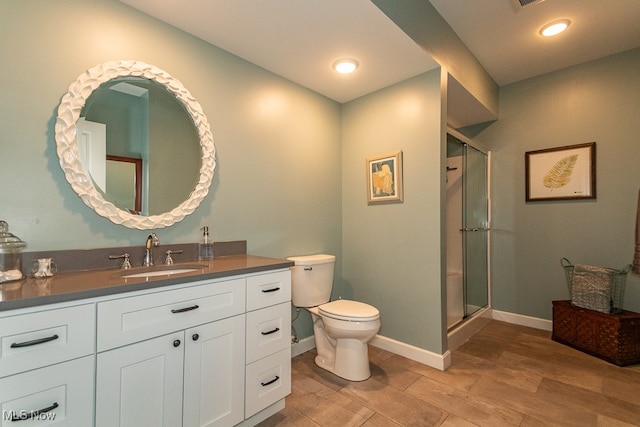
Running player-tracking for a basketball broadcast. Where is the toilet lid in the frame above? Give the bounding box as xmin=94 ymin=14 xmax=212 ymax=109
xmin=319 ymin=299 xmax=379 ymax=322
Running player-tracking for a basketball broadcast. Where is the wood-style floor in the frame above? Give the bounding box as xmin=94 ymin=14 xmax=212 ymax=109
xmin=258 ymin=320 xmax=640 ymax=426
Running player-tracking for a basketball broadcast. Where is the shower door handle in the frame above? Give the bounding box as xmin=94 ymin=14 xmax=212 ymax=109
xmin=460 ymin=228 xmax=490 ymax=232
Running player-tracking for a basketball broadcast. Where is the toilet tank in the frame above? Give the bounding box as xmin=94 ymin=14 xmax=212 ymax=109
xmin=287 ymin=254 xmax=335 ymax=307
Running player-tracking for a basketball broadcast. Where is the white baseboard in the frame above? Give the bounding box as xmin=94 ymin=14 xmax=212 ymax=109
xmin=289 ymin=309 xmax=551 ymax=373
xmin=291 ymin=334 xmax=450 ymax=371
xmin=291 ymin=336 xmax=316 ymax=358
xmin=492 ymin=309 xmax=552 ymax=331
xmin=370 ymin=334 xmax=451 ymax=371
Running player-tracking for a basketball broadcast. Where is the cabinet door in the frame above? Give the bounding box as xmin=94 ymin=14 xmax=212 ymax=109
xmin=0 ymin=356 xmax=94 ymax=427
xmin=246 ymin=270 xmax=291 ymax=312
xmin=246 ymin=302 xmax=291 ymax=364
xmin=96 ymin=332 xmax=185 ymax=427
xmin=245 ymin=348 xmax=291 ymax=418
xmin=0 ymin=303 xmax=95 ymax=378
xmin=97 ymin=279 xmax=245 ymax=352
xmin=183 ymin=315 xmax=245 ymax=427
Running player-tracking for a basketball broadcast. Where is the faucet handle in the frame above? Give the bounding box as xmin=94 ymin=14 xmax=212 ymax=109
xmin=109 ymin=253 xmax=132 ymax=270
xmin=164 ymin=249 xmax=183 ymax=265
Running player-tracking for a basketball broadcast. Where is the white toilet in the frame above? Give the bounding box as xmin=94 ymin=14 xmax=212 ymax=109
xmin=288 ymin=254 xmax=380 ymax=381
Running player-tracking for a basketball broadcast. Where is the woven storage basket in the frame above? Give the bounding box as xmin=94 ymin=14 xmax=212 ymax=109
xmin=552 ymin=300 xmax=640 ymax=366
xmin=562 ymin=258 xmax=631 ymax=314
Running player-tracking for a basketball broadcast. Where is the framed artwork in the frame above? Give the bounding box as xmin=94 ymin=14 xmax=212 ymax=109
xmin=366 ymin=150 xmax=403 ymax=204
xmin=525 ymin=142 xmax=596 ymax=202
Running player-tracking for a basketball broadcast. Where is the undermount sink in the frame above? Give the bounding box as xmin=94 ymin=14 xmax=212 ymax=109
xmin=117 ymin=264 xmax=207 ymax=279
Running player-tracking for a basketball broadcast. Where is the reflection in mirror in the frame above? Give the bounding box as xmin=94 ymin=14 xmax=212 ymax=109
xmin=55 ymin=60 xmax=216 ymax=229
xmin=105 ymin=155 xmax=142 ymax=214
xmin=79 ymin=78 xmax=200 ymax=216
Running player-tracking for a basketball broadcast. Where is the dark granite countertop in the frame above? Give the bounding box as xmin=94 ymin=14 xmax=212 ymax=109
xmin=0 ymin=255 xmax=293 ymax=312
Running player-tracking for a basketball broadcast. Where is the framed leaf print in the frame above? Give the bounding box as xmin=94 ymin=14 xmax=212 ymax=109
xmin=525 ymin=142 xmax=596 ymax=201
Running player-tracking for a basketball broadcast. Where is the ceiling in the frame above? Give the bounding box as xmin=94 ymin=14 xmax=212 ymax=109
xmin=120 ymin=0 xmax=640 ymax=104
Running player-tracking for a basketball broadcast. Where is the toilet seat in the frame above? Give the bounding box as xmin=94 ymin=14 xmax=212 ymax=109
xmin=319 ymin=299 xmax=379 ymax=322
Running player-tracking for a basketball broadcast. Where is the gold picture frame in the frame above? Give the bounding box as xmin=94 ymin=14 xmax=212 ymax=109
xmin=525 ymin=142 xmax=596 ymax=202
xmin=366 ymin=150 xmax=403 ymax=204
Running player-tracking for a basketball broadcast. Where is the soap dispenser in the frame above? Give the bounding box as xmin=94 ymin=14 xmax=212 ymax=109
xmin=199 ymin=226 xmax=214 ymax=261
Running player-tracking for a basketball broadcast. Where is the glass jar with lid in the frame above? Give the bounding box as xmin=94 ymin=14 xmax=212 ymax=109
xmin=0 ymin=220 xmax=26 ymax=282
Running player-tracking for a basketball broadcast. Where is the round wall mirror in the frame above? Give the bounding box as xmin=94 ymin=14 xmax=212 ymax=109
xmin=55 ymin=60 xmax=215 ymax=229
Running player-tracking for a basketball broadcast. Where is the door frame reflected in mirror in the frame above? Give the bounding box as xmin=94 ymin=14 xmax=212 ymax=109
xmin=105 ymin=155 xmax=142 ymax=214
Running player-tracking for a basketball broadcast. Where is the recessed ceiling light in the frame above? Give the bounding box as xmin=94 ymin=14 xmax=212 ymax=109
xmin=540 ymin=19 xmax=571 ymax=37
xmin=333 ymin=58 xmax=359 ymax=74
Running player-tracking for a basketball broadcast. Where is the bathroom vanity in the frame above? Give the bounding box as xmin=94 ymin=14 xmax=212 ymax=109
xmin=0 ymin=59 xmax=293 ymax=426
xmin=0 ymin=255 xmax=292 ymax=427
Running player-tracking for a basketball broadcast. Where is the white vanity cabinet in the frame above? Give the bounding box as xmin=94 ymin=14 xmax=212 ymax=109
xmin=0 ymin=303 xmax=96 ymax=426
xmin=0 ymin=266 xmax=291 ymax=427
xmin=95 ymin=278 xmax=246 ymax=427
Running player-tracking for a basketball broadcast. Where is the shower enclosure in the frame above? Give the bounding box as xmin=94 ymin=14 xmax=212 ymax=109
xmin=446 ymin=133 xmax=490 ymax=330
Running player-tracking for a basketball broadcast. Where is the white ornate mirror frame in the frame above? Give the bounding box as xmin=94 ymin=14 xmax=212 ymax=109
xmin=55 ymin=60 xmax=215 ymax=229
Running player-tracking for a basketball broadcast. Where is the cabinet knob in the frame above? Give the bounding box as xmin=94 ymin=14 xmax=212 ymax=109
xmin=192 ymin=333 xmax=199 ymax=341
xmin=173 ymin=339 xmax=181 ymax=348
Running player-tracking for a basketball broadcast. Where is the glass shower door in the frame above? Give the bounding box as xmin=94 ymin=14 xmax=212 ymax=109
xmin=463 ymin=144 xmax=489 ymax=317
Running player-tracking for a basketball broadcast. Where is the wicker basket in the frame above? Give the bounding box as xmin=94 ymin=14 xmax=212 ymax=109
xmin=552 ymin=300 xmax=640 ymax=366
xmin=562 ymin=258 xmax=631 ymax=314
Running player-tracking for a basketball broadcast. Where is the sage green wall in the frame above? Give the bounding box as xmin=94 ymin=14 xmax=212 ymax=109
xmin=0 ymin=0 xmax=341 ymax=272
xmin=341 ymin=70 xmax=447 ymax=353
xmin=473 ymin=48 xmax=640 ymax=318
xmin=6 ymin=0 xmax=636 ymax=358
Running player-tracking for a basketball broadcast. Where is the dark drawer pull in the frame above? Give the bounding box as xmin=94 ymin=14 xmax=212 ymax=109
xmin=10 ymin=334 xmax=59 ymax=348
xmin=261 ymin=327 xmax=280 ymax=336
xmin=261 ymin=376 xmax=279 ymax=387
xmin=11 ymin=402 xmax=59 ymax=421
xmin=261 ymin=287 xmax=280 ymax=293
xmin=171 ymin=305 xmax=199 ymax=314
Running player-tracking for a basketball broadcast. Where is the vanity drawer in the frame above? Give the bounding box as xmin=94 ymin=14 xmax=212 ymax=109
xmin=97 ymin=278 xmax=245 ymax=352
xmin=0 ymin=355 xmax=94 ymax=427
xmin=246 ymin=270 xmax=291 ymax=312
xmin=0 ymin=304 xmax=95 ymax=378
xmin=246 ymin=302 xmax=291 ymax=364
xmin=245 ymin=348 xmax=291 ymax=418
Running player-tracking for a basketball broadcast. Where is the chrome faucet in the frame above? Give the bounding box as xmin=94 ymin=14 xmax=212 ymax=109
xmin=143 ymin=233 xmax=160 ymax=266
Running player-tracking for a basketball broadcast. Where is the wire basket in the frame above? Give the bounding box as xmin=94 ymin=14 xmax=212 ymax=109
xmin=562 ymin=258 xmax=631 ymax=314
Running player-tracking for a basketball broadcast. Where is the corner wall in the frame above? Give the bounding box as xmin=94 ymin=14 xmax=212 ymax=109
xmin=341 ymin=69 xmax=447 ymax=353
xmin=474 ymin=48 xmax=640 ymax=318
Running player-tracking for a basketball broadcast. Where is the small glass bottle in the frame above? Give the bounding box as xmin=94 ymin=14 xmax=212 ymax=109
xmin=199 ymin=226 xmax=214 ymax=261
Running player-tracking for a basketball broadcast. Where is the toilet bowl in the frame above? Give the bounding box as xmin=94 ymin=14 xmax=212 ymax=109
xmin=288 ymin=254 xmax=381 ymax=381
xmin=309 ymin=300 xmax=380 ymax=381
